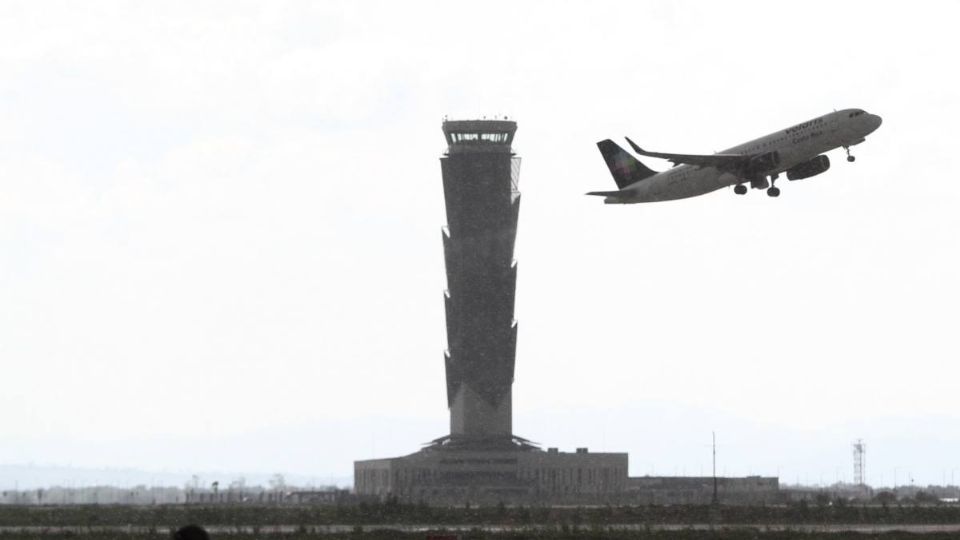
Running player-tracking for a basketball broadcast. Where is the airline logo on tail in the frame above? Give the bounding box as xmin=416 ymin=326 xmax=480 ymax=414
xmin=612 ymin=154 xmax=640 ymax=179
xmin=596 ymin=139 xmax=659 ymax=190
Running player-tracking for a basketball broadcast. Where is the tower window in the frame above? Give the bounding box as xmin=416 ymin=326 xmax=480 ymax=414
xmin=451 ymin=132 xmax=510 ymax=143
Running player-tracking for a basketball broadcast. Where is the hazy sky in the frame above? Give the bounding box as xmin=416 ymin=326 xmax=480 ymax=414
xmin=2 ymin=1 xmax=960 ymax=489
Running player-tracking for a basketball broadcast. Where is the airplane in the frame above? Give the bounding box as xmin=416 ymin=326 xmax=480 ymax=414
xmin=588 ymin=108 xmax=882 ymax=203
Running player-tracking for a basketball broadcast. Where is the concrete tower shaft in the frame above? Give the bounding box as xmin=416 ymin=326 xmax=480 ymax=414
xmin=440 ymin=119 xmax=520 ymax=440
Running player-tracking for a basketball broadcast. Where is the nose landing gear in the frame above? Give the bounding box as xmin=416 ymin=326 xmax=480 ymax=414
xmin=844 ymin=146 xmax=856 ymax=162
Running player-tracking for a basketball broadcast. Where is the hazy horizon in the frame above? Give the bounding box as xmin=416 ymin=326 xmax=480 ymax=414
xmin=6 ymin=404 xmax=959 ymax=490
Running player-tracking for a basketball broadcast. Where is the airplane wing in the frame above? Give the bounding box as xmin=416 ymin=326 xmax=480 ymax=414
xmin=625 ymin=137 xmax=749 ymax=169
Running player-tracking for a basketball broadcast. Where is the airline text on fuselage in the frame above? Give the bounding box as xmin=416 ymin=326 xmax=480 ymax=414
xmin=785 ymin=117 xmax=824 ymax=135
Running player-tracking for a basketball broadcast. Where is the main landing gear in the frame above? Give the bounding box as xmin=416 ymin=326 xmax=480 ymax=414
xmin=844 ymin=146 xmax=856 ymax=162
xmin=735 ymin=174 xmax=780 ymax=197
xmin=766 ymin=173 xmax=780 ymax=197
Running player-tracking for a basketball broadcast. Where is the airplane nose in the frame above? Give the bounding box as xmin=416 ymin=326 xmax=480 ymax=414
xmin=871 ymin=114 xmax=883 ymax=130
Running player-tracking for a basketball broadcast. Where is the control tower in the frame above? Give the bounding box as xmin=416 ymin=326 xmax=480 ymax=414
xmin=440 ymin=119 xmax=521 ymax=445
xmin=354 ymin=120 xmax=628 ymax=504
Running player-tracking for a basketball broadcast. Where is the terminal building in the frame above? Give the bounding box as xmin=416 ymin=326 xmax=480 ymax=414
xmin=353 ymin=119 xmax=777 ymax=505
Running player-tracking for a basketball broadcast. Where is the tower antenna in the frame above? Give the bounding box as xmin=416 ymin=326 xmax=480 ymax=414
xmin=853 ymin=439 xmax=866 ymax=487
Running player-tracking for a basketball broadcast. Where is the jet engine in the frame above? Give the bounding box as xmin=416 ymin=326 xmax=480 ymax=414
xmin=787 ymin=155 xmax=830 ymax=181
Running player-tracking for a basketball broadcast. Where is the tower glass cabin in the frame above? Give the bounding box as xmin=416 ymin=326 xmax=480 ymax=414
xmin=439 ymin=119 xmax=522 ymax=447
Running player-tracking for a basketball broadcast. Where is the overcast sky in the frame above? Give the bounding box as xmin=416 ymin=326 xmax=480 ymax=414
xmin=2 ymin=1 xmax=960 ymax=489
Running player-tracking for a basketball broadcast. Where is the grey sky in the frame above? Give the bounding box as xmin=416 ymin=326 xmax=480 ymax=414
xmin=2 ymin=1 xmax=959 ymax=488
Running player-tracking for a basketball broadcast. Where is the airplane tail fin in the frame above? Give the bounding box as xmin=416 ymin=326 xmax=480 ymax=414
xmin=596 ymin=139 xmax=658 ymax=189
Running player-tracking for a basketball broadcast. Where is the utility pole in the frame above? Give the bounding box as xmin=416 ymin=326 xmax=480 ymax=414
xmin=712 ymin=431 xmax=718 ymax=505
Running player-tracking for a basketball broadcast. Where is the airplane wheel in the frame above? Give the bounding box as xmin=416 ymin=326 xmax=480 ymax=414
xmin=767 ymin=186 xmax=781 ymax=198
xmin=734 ymin=184 xmax=747 ymax=195
xmin=847 ymin=155 xmax=856 ymax=162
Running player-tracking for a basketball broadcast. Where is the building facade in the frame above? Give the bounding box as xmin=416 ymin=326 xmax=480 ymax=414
xmin=356 ymin=447 xmax=627 ymax=505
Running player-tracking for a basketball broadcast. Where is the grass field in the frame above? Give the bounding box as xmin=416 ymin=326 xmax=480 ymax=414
xmin=3 ymin=528 xmax=960 ymax=539
xmin=3 ymin=501 xmax=960 ymax=527
xmin=3 ymin=502 xmax=960 ymax=538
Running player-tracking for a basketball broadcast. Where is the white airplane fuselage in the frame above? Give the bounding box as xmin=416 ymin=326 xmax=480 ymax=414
xmin=604 ymin=109 xmax=882 ymax=203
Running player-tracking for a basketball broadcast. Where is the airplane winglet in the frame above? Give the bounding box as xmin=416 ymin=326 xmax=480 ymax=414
xmin=624 ymin=136 xmax=645 ymax=155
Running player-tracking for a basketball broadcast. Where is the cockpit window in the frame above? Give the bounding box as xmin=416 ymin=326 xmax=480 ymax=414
xmin=848 ymin=110 xmax=865 ymax=118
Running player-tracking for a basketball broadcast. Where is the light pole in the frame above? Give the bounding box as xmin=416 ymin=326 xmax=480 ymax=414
xmin=712 ymin=431 xmax=718 ymax=505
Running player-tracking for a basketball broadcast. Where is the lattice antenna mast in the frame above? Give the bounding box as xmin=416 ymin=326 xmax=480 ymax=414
xmin=853 ymin=439 xmax=866 ymax=486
